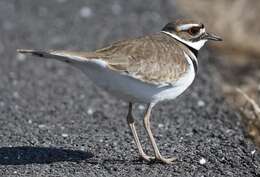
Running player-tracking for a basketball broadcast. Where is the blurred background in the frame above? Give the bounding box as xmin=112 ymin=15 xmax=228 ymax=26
xmin=176 ymin=0 xmax=260 ymax=147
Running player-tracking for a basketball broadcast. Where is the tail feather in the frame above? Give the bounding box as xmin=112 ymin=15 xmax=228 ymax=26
xmin=17 ymin=49 xmax=86 ymax=63
xmin=17 ymin=49 xmax=56 ymax=58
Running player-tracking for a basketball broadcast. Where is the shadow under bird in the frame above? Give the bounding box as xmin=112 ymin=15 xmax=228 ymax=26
xmin=18 ymin=19 xmax=222 ymax=164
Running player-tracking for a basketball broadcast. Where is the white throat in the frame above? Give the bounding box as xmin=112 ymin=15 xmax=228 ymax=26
xmin=161 ymin=31 xmax=207 ymax=50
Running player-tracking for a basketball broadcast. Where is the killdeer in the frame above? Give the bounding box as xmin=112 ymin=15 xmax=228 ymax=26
xmin=18 ymin=19 xmax=222 ymax=164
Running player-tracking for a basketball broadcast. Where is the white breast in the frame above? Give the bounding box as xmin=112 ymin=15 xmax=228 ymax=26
xmin=73 ymin=54 xmax=195 ymax=104
xmin=151 ymin=52 xmax=195 ymax=103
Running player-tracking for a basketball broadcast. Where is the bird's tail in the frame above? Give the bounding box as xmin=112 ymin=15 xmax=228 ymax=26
xmin=17 ymin=49 xmax=85 ymax=63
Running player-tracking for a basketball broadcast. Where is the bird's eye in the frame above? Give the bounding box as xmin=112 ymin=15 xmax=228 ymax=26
xmin=188 ymin=27 xmax=200 ymax=35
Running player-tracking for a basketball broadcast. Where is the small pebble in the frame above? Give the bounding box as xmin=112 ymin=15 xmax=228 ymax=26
xmin=17 ymin=53 xmax=26 ymax=61
xmin=121 ymin=102 xmax=127 ymax=106
xmin=158 ymin=123 xmax=164 ymax=128
xmin=251 ymin=150 xmax=256 ymax=155
xmin=199 ymin=158 xmax=206 ymax=165
xmin=87 ymin=108 xmax=93 ymax=115
xmin=0 ymin=102 xmax=5 ymax=107
xmin=12 ymin=80 xmax=18 ymax=86
xmin=79 ymin=6 xmax=92 ymax=18
xmin=197 ymin=100 xmax=205 ymax=107
xmin=28 ymin=120 xmax=32 ymax=124
xmin=61 ymin=133 xmax=68 ymax=138
xmin=138 ymin=105 xmax=145 ymax=110
xmin=38 ymin=124 xmax=46 ymax=129
xmin=79 ymin=94 xmax=85 ymax=100
xmin=13 ymin=92 xmax=19 ymax=98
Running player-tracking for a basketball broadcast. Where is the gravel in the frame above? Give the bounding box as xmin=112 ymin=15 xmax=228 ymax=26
xmin=0 ymin=0 xmax=259 ymax=176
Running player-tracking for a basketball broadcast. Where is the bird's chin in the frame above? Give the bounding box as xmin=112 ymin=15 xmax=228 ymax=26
xmin=188 ymin=40 xmax=207 ymax=50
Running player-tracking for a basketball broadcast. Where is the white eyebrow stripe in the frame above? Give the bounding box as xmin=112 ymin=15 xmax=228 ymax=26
xmin=200 ymin=28 xmax=205 ymax=33
xmin=177 ymin=24 xmax=200 ymax=31
xmin=161 ymin=31 xmax=207 ymax=50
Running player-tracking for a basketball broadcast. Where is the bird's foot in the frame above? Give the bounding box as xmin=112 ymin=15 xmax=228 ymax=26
xmin=155 ymin=156 xmax=177 ymax=164
xmin=139 ymin=154 xmax=155 ymax=161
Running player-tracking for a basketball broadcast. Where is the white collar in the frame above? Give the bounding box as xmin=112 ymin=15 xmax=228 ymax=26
xmin=161 ymin=31 xmax=207 ymax=50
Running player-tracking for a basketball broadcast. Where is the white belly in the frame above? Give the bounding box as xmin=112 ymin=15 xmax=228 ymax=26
xmin=74 ymin=57 xmax=195 ymax=104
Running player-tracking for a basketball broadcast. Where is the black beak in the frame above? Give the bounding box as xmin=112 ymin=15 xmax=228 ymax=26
xmin=203 ymin=32 xmax=222 ymax=41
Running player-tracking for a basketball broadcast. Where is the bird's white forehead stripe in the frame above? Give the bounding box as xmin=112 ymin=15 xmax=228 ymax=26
xmin=177 ymin=24 xmax=200 ymax=31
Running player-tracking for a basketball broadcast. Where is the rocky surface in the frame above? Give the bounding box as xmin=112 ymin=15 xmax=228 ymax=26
xmin=0 ymin=0 xmax=259 ymax=176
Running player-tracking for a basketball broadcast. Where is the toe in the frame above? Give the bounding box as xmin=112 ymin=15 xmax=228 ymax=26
xmin=157 ymin=157 xmax=177 ymax=164
xmin=140 ymin=155 xmax=155 ymax=161
xmin=168 ymin=157 xmax=177 ymax=161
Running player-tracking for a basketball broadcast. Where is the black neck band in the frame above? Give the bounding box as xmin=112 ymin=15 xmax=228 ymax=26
xmin=185 ymin=45 xmax=198 ymax=73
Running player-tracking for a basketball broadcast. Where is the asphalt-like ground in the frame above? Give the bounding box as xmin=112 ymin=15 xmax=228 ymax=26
xmin=0 ymin=0 xmax=259 ymax=176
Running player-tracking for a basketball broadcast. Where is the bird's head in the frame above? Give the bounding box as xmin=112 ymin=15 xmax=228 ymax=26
xmin=162 ymin=20 xmax=222 ymax=50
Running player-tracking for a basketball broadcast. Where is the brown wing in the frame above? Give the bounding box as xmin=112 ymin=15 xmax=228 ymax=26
xmin=93 ymin=33 xmax=190 ymax=84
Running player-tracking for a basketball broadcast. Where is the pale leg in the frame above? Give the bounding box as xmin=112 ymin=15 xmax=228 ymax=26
xmin=143 ymin=103 xmax=176 ymax=164
xmin=127 ymin=102 xmax=154 ymax=161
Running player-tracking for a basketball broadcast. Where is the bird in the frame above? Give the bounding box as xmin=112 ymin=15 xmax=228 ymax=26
xmin=17 ymin=19 xmax=222 ymax=164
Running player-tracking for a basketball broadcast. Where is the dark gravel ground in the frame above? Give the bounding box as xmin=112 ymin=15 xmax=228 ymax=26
xmin=0 ymin=0 xmax=259 ymax=176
